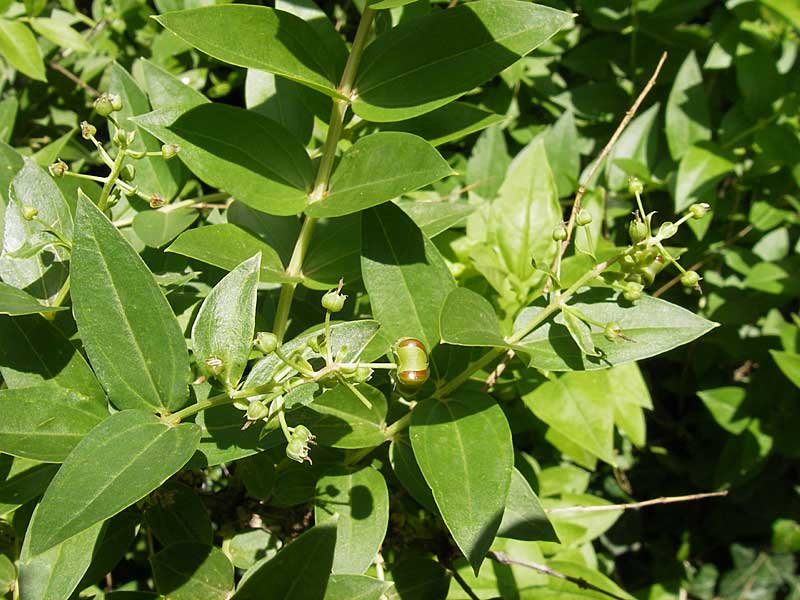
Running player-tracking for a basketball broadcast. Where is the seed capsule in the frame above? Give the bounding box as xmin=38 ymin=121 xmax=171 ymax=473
xmin=395 ymin=338 xmax=430 ymax=390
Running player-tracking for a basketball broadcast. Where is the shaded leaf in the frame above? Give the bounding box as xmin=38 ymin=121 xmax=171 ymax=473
xmin=0 ymin=281 xmax=68 ymax=316
xmin=497 ymin=468 xmax=558 ymax=542
xmin=151 ymin=543 xmax=234 ymax=600
xmin=666 ymin=51 xmax=711 ymax=159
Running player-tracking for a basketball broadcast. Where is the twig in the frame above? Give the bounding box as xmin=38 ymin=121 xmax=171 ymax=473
xmin=546 ymin=491 xmax=728 ymax=515
xmin=47 ymin=61 xmax=100 ymax=97
xmin=450 ymin=567 xmax=481 ymax=600
xmin=488 ymin=551 xmax=628 ymax=600
xmin=548 ymin=51 xmax=668 ymax=288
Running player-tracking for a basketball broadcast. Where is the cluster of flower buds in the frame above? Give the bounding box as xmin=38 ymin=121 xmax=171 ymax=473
xmin=286 ymin=424 xmax=315 ymax=464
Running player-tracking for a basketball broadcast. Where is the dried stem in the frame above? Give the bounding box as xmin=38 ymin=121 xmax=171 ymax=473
xmin=547 ymin=490 xmax=728 ymax=515
xmin=47 ymin=61 xmax=100 ymax=97
xmin=489 ymin=551 xmax=628 ymax=600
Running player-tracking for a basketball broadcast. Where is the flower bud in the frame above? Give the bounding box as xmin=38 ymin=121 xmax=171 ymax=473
xmin=291 ymin=425 xmax=315 ymax=444
xmin=120 ymin=164 xmax=135 ymax=182
xmin=246 ymin=400 xmax=268 ymax=421
xmin=628 ymin=176 xmax=644 ymax=195
xmin=255 ymin=331 xmax=278 ymax=354
xmin=112 ymin=128 xmax=127 ymax=147
xmin=322 ymin=289 xmax=346 ymax=313
xmin=108 ymin=93 xmax=123 ymax=112
xmin=149 ymin=193 xmax=166 ymax=209
xmin=106 ymin=193 xmax=119 ymax=208
xmin=657 ymin=221 xmax=678 ymax=240
xmin=622 ymin=281 xmax=644 ymax=302
xmin=94 ymin=94 xmax=115 ymax=117
xmin=681 ymin=271 xmax=701 ymax=288
xmin=688 ymin=203 xmax=710 ymax=220
xmin=286 ymin=439 xmax=310 ymax=463
xmin=126 ymin=130 xmax=137 ymax=146
xmin=161 ymin=143 xmax=180 ymax=160
xmin=21 ymin=206 xmax=39 ymax=221
xmin=353 ymin=366 xmax=373 ymax=383
xmin=80 ymin=121 xmax=96 ymax=140
xmin=576 ymin=209 xmax=592 ymax=226
xmin=552 ymin=223 xmax=567 ymax=241
xmin=48 ymin=159 xmax=68 ymax=178
xmin=629 ymin=219 xmax=648 ymax=244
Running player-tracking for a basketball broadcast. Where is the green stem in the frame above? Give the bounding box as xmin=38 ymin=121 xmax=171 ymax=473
xmin=271 ymin=7 xmax=376 ymax=342
xmin=165 ymin=390 xmax=237 ymax=424
xmin=97 ymin=149 xmax=126 ymax=212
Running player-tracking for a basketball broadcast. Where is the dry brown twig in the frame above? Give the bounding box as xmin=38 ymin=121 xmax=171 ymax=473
xmin=483 ymin=51 xmax=669 ymax=391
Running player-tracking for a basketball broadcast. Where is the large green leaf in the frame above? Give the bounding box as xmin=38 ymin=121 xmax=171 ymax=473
xmin=28 ymin=409 xmax=200 ymax=555
xmin=361 ymin=202 xmax=455 ymax=351
xmin=513 ymin=288 xmax=718 ymax=371
xmin=151 ymin=543 xmax=234 ymax=600
xmin=314 ymin=466 xmax=389 ymax=574
xmin=410 ymin=392 xmax=513 ymax=574
xmin=144 ymin=481 xmax=213 ymax=546
xmin=232 ymin=519 xmax=338 ymax=600
xmin=324 ymin=575 xmax=392 ymax=600
xmin=387 ymin=557 xmax=451 ymax=600
xmin=0 ymin=381 xmax=108 ymax=462
xmin=674 ymin=142 xmax=735 ymax=212
xmin=303 ymin=215 xmax=362 ymax=290
xmin=666 ymin=51 xmax=711 ymax=160
xmin=352 ymin=0 xmax=573 ymax=121
xmin=246 ymin=69 xmax=316 ymax=146
xmin=497 ymin=468 xmax=558 ymax=542
xmin=0 ymin=281 xmax=68 ymax=315
xmin=306 ymin=133 xmax=451 ymax=218
xmin=155 ymin=5 xmax=343 ymax=98
xmin=0 ymin=457 xmax=58 ymax=516
xmin=167 ymin=223 xmax=291 ymax=284
xmin=439 ymin=287 xmax=508 ymax=349
xmin=0 ymin=158 xmax=72 ymax=305
xmin=396 ymin=199 xmax=475 ymax=239
xmin=140 ymin=58 xmax=208 ymax=112
xmin=0 ymin=18 xmax=45 ymax=81
xmin=71 ymin=196 xmax=190 ymax=412
xmin=132 ymin=207 xmax=198 ymax=248
xmin=389 ymin=432 xmax=437 ymax=512
xmin=192 ymin=254 xmax=260 ymax=388
xmin=381 ymin=101 xmax=505 ymax=147
xmin=135 ymin=104 xmax=313 ymax=215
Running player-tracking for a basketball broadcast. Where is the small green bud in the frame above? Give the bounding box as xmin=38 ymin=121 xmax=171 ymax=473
xmin=681 ymin=270 xmax=701 ymax=288
xmin=620 ymin=253 xmax=637 ymax=272
xmin=657 ymin=221 xmax=679 ymax=240
xmin=286 ymin=439 xmax=310 ymax=464
xmin=21 ymin=206 xmax=39 ymax=221
xmin=353 ymin=366 xmax=373 ymax=383
xmin=291 ymin=425 xmax=315 ymax=444
xmin=108 ymin=93 xmax=123 ymax=112
xmin=306 ymin=335 xmax=323 ymax=354
xmin=106 ymin=193 xmax=119 ymax=208
xmin=150 ymin=193 xmax=166 ymax=209
xmin=622 ymin=281 xmax=644 ymax=302
xmin=603 ymin=322 xmax=623 ymax=342
xmin=688 ymin=203 xmax=710 ymax=220
xmin=639 ymin=254 xmax=666 ymax=287
xmin=322 ymin=289 xmax=347 ymax=313
xmin=126 ymin=130 xmax=137 ymax=146
xmin=628 ymin=176 xmax=644 ymax=195
xmin=246 ymin=400 xmax=269 ymax=421
xmin=48 ymin=159 xmax=68 ymax=178
xmin=255 ymin=331 xmax=279 ymax=354
xmin=120 ymin=164 xmax=135 ymax=182
xmin=80 ymin=121 xmax=96 ymax=140
xmin=112 ymin=128 xmax=127 ymax=147
xmin=629 ymin=219 xmax=648 ymax=244
xmin=552 ymin=223 xmax=567 ymax=241
xmin=94 ymin=94 xmax=115 ymax=117
xmin=576 ymin=209 xmax=593 ymax=226
xmin=161 ymin=143 xmax=180 ymax=160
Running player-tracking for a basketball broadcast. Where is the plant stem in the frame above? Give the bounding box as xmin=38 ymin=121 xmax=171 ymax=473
xmin=271 ymin=7 xmax=376 ymax=342
xmin=547 ymin=490 xmax=727 ymax=515
xmin=97 ymin=149 xmax=126 ymax=212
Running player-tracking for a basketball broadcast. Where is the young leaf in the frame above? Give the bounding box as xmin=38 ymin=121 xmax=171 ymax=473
xmin=543 ymin=110 xmax=580 ymax=198
xmin=135 ymin=104 xmax=313 ymax=216
xmin=410 ymin=392 xmax=513 ymax=574
xmin=0 ymin=381 xmax=108 ymax=462
xmin=314 ymin=466 xmax=389 ymax=574
xmin=232 ymin=519 xmax=338 ymax=600
xmin=155 ymin=6 xmax=344 ymax=98
xmin=306 ymin=133 xmax=451 ymax=218
xmin=28 ymin=409 xmax=200 ymax=555
xmin=352 ymin=1 xmax=574 ymax=121
xmin=666 ymin=51 xmax=712 ymax=159
xmin=192 ymin=254 xmax=260 ymax=389
xmin=497 ymin=468 xmax=559 ymax=542
xmin=361 ymin=202 xmax=455 ymax=351
xmin=0 ymin=18 xmax=46 ymax=81
xmin=71 ymin=195 xmax=190 ymax=412
xmin=151 ymin=543 xmax=234 ymax=600
xmin=0 ymin=281 xmax=68 ymax=316
xmin=514 ymin=288 xmax=718 ymax=371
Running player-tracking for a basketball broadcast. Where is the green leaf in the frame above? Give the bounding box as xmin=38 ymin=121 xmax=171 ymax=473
xmin=352 ymin=0 xmax=573 ymax=121
xmin=666 ymin=51 xmax=711 ymax=160
xmin=31 ymin=128 xmax=75 ymax=169
xmin=0 ymin=97 xmax=18 ymax=144
xmin=674 ymin=142 xmax=735 ymax=212
xmin=315 ymin=466 xmax=389 ymax=574
xmin=226 ymin=529 xmax=279 ymax=570
xmin=361 ymin=202 xmax=455 ymax=351
xmin=514 ymin=288 xmax=718 ymax=371
xmin=608 ymin=363 xmax=652 ymax=447
xmin=167 ymin=223 xmax=291 ymax=284
xmin=562 ymin=307 xmax=601 ymax=358
xmin=497 ymin=468 xmax=558 ymax=542
xmin=543 ymin=110 xmax=580 ymax=198
xmin=0 ymin=140 xmax=24 ymax=205
xmin=387 ymin=558 xmax=450 ymax=600
xmin=151 ymin=543 xmax=234 ymax=600
xmin=232 ymin=519 xmax=338 ymax=600
xmin=0 ymin=457 xmax=58 ymax=517
xmin=155 ymin=6 xmax=343 ymax=98
xmin=246 ymin=69 xmax=316 ymax=146
xmin=29 ymin=17 xmax=91 ymax=52
xmin=697 ymin=386 xmax=751 ymax=435
xmin=140 ymin=58 xmax=208 ymax=112
xmin=19 ymin=509 xmax=103 ymax=600
xmin=410 ymin=392 xmax=513 ymax=574
xmin=759 ymin=0 xmax=800 ymax=29
xmin=0 ymin=554 xmax=12 ymax=596
xmin=192 ymin=254 xmax=260 ymax=388
xmin=381 ymin=102 xmax=505 ymax=147
xmin=306 ymin=133 xmax=451 ymax=218
xmin=303 ymin=215 xmax=362 ymax=290
xmin=771 ymin=350 xmax=800 ymax=388
xmin=72 ymin=195 xmax=190 ymax=412
xmin=440 ymin=287 xmax=507 ymax=348
xmin=325 ymin=575 xmax=392 ymax=600
xmin=0 ymin=281 xmax=68 ymax=315
xmin=546 ymin=559 xmax=634 ymax=599
xmin=396 ymin=199 xmax=475 ymax=239
xmin=28 ymin=409 xmax=200 ymax=555
xmin=144 ymin=481 xmax=213 ymax=546
xmin=543 ymin=493 xmax=623 ymax=546
xmin=132 ymin=207 xmax=198 ymax=248
xmin=0 ymin=381 xmax=108 ymax=462
xmin=0 ymin=158 xmax=72 ymax=305
xmin=189 ymin=404 xmax=275 ymax=468
xmin=237 ymin=453 xmax=276 ymax=500
xmin=135 ymin=104 xmax=313 ymax=215
xmin=605 ymin=103 xmax=660 ymax=190
xmin=0 ymin=18 xmax=45 ymax=81
xmin=110 ymin=63 xmax=184 ymax=202
xmin=467 ymin=124 xmax=511 ymax=201
xmin=389 ymin=432 xmax=437 ymax=512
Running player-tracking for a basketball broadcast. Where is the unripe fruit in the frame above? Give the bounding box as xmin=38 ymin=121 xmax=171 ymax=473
xmin=21 ymin=206 xmax=39 ymax=221
xmin=629 ymin=220 xmax=648 ymax=244
xmin=576 ymin=209 xmax=593 ymax=226
xmin=552 ymin=223 xmax=567 ymax=241
xmin=80 ymin=121 xmax=96 ymax=140
xmin=322 ymin=289 xmax=346 ymax=312
xmin=255 ymin=331 xmax=278 ymax=354
xmin=681 ymin=271 xmax=701 ymax=288
xmin=94 ymin=94 xmax=115 ymax=117
xmin=604 ymin=322 xmax=623 ymax=342
xmin=246 ymin=400 xmax=268 ymax=421
xmin=628 ymin=176 xmax=644 ymax=195
xmin=292 ymin=425 xmax=314 ymax=444
xmin=286 ymin=439 xmax=309 ymax=463
xmin=161 ymin=143 xmax=180 ymax=160
xmin=150 ymin=193 xmax=166 ymax=209
xmin=48 ymin=160 xmax=68 ymax=178
xmin=689 ymin=203 xmax=710 ymax=220
xmin=623 ymin=281 xmax=644 ymax=302
xmin=395 ymin=338 xmax=429 ymax=390
xmin=109 ymin=93 xmax=123 ymax=112
xmin=120 ymin=164 xmax=135 ymax=182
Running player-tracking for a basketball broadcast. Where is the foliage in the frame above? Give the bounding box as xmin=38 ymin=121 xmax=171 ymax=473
xmin=0 ymin=0 xmax=799 ymax=599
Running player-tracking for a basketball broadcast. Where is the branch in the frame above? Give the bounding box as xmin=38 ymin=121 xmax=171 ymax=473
xmin=488 ymin=551 xmax=628 ymax=600
xmin=548 ymin=50 xmax=668 ymax=288
xmin=546 ymin=491 xmax=728 ymax=515
xmin=47 ymin=61 xmax=100 ymax=97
